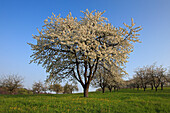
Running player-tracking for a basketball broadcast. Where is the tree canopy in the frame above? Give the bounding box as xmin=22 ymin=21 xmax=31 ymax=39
xmin=28 ymin=9 xmax=142 ymax=97
xmin=0 ymin=74 xmax=24 ymax=94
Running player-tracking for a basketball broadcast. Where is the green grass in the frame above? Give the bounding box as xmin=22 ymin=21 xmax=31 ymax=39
xmin=0 ymin=87 xmax=170 ymax=113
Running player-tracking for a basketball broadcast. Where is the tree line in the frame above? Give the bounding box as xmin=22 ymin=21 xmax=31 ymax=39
xmin=32 ymin=81 xmax=78 ymax=94
xmin=126 ymin=64 xmax=170 ymax=91
xmin=0 ymin=74 xmax=78 ymax=95
xmin=0 ymin=63 xmax=169 ymax=95
xmin=94 ymin=64 xmax=170 ymax=93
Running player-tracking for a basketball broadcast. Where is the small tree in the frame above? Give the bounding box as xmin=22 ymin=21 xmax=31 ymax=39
xmin=135 ymin=67 xmax=149 ymax=91
xmin=63 ymin=83 xmax=78 ymax=94
xmin=42 ymin=84 xmax=48 ymax=93
xmin=32 ymin=81 xmax=43 ymax=94
xmin=17 ymin=88 xmax=33 ymax=95
xmin=132 ymin=75 xmax=141 ymax=90
xmin=92 ymin=66 xmax=109 ymax=93
xmin=147 ymin=64 xmax=166 ymax=91
xmin=49 ymin=83 xmax=63 ymax=94
xmin=134 ymin=64 xmax=167 ymax=91
xmin=28 ymin=9 xmax=142 ymax=97
xmin=107 ymin=73 xmax=124 ymax=92
xmin=160 ymin=68 xmax=170 ymax=90
xmin=160 ymin=76 xmax=167 ymax=90
xmin=0 ymin=74 xmax=24 ymax=94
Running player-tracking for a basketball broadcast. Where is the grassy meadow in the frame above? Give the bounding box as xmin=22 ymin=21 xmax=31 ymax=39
xmin=0 ymin=87 xmax=170 ymax=113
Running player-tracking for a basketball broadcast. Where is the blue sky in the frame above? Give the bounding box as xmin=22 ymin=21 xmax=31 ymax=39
xmin=0 ymin=0 xmax=170 ymax=92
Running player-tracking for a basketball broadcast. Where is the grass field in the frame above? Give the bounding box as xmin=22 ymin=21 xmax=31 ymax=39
xmin=0 ymin=87 xmax=170 ymax=113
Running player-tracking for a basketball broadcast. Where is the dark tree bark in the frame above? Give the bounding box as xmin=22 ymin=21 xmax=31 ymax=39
xmin=84 ymin=84 xmax=90 ymax=97
xmin=137 ymin=85 xmax=139 ymax=90
xmin=108 ymin=86 xmax=112 ymax=92
xmin=102 ymin=87 xmax=105 ymax=93
xmin=73 ymin=56 xmax=99 ymax=97
xmin=153 ymin=81 xmax=160 ymax=92
xmin=150 ymin=83 xmax=153 ymax=90
xmin=161 ymin=82 xmax=164 ymax=90
xmin=114 ymin=86 xmax=116 ymax=92
xmin=117 ymin=87 xmax=119 ymax=91
xmin=155 ymin=87 xmax=158 ymax=92
xmin=143 ymin=85 xmax=146 ymax=91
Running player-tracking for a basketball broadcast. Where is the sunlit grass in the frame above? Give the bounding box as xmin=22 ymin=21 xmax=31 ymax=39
xmin=0 ymin=87 xmax=170 ymax=113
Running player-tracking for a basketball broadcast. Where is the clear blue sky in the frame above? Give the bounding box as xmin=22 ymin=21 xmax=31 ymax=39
xmin=0 ymin=0 xmax=170 ymax=92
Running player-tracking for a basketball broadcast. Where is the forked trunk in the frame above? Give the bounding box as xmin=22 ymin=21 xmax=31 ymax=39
xmin=108 ymin=86 xmax=112 ymax=92
xmin=155 ymin=87 xmax=158 ymax=92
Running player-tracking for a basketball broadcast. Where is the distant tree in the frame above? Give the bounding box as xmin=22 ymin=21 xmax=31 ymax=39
xmin=107 ymin=85 xmax=113 ymax=92
xmin=28 ymin=9 xmax=142 ymax=97
xmin=32 ymin=81 xmax=43 ymax=94
xmin=49 ymin=83 xmax=63 ymax=94
xmin=166 ymin=70 xmax=170 ymax=85
xmin=134 ymin=64 xmax=167 ymax=91
xmin=63 ymin=83 xmax=70 ymax=94
xmin=69 ymin=84 xmax=78 ymax=94
xmin=135 ymin=67 xmax=150 ymax=91
xmin=41 ymin=84 xmax=48 ymax=93
xmin=63 ymin=83 xmax=78 ymax=94
xmin=125 ymin=79 xmax=134 ymax=89
xmin=17 ymin=88 xmax=33 ymax=95
xmin=147 ymin=64 xmax=167 ymax=91
xmin=0 ymin=74 xmax=24 ymax=94
xmin=92 ymin=64 xmax=124 ymax=93
xmin=107 ymin=74 xmax=124 ymax=92
xmin=160 ymin=68 xmax=170 ymax=90
xmin=108 ymin=81 xmax=119 ymax=92
xmin=160 ymin=75 xmax=168 ymax=90
xmin=132 ymin=75 xmax=141 ymax=90
xmin=92 ymin=66 xmax=109 ymax=93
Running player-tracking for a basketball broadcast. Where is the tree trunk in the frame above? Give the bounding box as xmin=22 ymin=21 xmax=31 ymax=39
xmin=137 ymin=85 xmax=139 ymax=90
xmin=102 ymin=87 xmax=105 ymax=93
xmin=114 ymin=87 xmax=116 ymax=92
xmin=84 ymin=84 xmax=90 ymax=97
xmin=155 ymin=87 xmax=158 ymax=92
xmin=151 ymin=84 xmax=153 ymax=90
xmin=161 ymin=83 xmax=163 ymax=90
xmin=143 ymin=86 xmax=146 ymax=91
xmin=108 ymin=87 xmax=112 ymax=92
